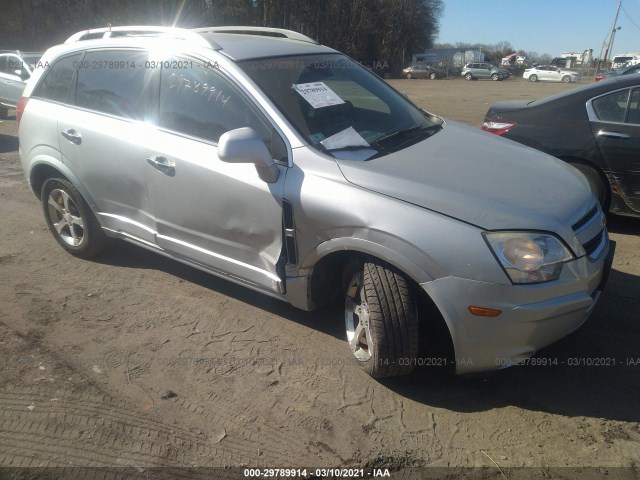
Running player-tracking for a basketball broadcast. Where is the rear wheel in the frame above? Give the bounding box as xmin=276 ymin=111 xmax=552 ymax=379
xmin=529 ymin=74 xmax=538 ymax=82
xmin=464 ymin=73 xmax=473 ymax=81
xmin=41 ymin=178 xmax=111 ymax=258
xmin=562 ymin=75 xmax=571 ymax=83
xmin=569 ymin=163 xmax=608 ymax=210
xmin=343 ymin=258 xmax=419 ymax=378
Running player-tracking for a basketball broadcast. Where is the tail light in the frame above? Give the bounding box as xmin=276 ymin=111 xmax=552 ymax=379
xmin=16 ymin=96 xmax=29 ymax=128
xmin=595 ymin=75 xmax=605 ymax=82
xmin=482 ymin=117 xmax=517 ymax=136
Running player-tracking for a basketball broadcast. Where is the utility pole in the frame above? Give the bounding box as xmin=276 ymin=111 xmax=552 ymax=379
xmin=602 ymin=0 xmax=622 ymax=69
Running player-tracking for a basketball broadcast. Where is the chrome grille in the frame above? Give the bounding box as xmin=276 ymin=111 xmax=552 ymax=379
xmin=572 ymin=204 xmax=607 ymax=261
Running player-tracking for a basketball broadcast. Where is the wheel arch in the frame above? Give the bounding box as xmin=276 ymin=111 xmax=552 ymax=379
xmin=29 ymin=159 xmax=98 ymax=210
xmin=297 ymin=239 xmax=455 ymax=368
xmin=558 ymin=155 xmax=612 ymax=211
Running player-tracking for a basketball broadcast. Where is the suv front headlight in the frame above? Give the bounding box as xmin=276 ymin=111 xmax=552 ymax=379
xmin=483 ymin=232 xmax=574 ymax=284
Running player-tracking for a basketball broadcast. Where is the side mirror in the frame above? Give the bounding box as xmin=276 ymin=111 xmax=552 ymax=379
xmin=14 ymin=69 xmax=29 ymax=80
xmin=218 ymin=127 xmax=279 ymax=183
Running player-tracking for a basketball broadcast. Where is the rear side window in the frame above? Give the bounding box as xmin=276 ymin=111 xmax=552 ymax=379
xmin=34 ymin=54 xmax=81 ymax=103
xmin=627 ymin=89 xmax=640 ymax=125
xmin=592 ymin=89 xmax=630 ymax=123
xmin=75 ymin=50 xmax=151 ymax=120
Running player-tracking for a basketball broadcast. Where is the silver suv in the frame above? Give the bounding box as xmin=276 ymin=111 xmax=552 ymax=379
xmin=461 ymin=62 xmax=507 ymax=81
xmin=19 ymin=26 xmax=613 ymax=378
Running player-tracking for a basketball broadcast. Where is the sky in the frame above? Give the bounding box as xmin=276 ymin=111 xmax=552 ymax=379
xmin=436 ymin=0 xmax=640 ymax=58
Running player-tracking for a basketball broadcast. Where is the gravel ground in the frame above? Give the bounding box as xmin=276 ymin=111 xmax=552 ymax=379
xmin=0 ymin=76 xmax=638 ymax=479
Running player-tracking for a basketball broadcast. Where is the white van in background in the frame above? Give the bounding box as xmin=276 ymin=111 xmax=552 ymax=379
xmin=611 ymin=53 xmax=640 ymax=69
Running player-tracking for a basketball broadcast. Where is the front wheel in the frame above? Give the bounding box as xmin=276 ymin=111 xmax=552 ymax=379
xmin=406 ymin=73 xmax=412 ymax=79
xmin=562 ymin=75 xmax=571 ymax=83
xmin=491 ymin=73 xmax=499 ymax=81
xmin=529 ymin=74 xmax=538 ymax=82
xmin=344 ymin=258 xmax=419 ymax=378
xmin=464 ymin=73 xmax=473 ymax=81
xmin=429 ymin=72 xmax=437 ymax=80
xmin=41 ymin=178 xmax=111 ymax=258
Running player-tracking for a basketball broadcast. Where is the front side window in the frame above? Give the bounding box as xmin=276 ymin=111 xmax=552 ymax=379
xmin=592 ymin=89 xmax=630 ymax=123
xmin=75 ymin=50 xmax=152 ymax=120
xmin=34 ymin=54 xmax=81 ymax=103
xmin=159 ymin=58 xmax=273 ymax=145
xmin=240 ymin=54 xmax=439 ymax=158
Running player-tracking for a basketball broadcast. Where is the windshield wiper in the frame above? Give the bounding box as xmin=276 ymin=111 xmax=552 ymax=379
xmin=326 ymin=145 xmax=377 ymax=152
xmin=372 ymin=124 xmax=441 ymax=147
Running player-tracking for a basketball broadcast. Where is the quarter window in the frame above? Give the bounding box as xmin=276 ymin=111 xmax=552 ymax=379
xmin=627 ymin=89 xmax=640 ymax=125
xmin=592 ymin=89 xmax=630 ymax=123
xmin=34 ymin=54 xmax=81 ymax=103
xmin=75 ymin=50 xmax=152 ymax=120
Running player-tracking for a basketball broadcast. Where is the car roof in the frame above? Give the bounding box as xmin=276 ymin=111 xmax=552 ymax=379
xmin=200 ymin=33 xmax=336 ymax=61
xmin=57 ymin=26 xmax=336 ymax=62
xmin=532 ymin=74 xmax=640 ymax=106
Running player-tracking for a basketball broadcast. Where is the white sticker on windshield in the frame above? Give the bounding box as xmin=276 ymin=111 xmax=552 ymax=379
xmin=293 ymin=82 xmax=345 ymax=109
xmin=320 ymin=126 xmax=370 ymax=150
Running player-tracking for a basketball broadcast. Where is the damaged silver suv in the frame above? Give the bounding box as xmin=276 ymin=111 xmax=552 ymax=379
xmin=19 ymin=26 xmax=613 ymax=377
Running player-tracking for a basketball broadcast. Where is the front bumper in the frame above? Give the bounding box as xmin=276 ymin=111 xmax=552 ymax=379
xmin=421 ymin=241 xmax=615 ymax=374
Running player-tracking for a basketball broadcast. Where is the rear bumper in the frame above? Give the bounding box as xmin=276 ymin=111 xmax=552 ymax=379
xmin=421 ymin=241 xmax=615 ymax=374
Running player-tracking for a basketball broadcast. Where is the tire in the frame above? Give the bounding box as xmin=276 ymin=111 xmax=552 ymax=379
xmin=406 ymin=73 xmax=412 ymax=79
xmin=562 ymin=75 xmax=571 ymax=83
xmin=464 ymin=73 xmax=473 ymax=81
xmin=0 ymin=107 xmax=8 ymax=119
xmin=491 ymin=73 xmax=499 ymax=81
xmin=343 ymin=257 xmax=419 ymax=378
xmin=529 ymin=74 xmax=538 ymax=82
xmin=429 ymin=72 xmax=437 ymax=80
xmin=568 ymin=163 xmax=608 ymax=211
xmin=41 ymin=178 xmax=111 ymax=258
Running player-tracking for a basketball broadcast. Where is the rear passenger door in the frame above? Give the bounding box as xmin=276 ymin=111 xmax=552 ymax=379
xmin=146 ymin=56 xmax=287 ymax=294
xmin=57 ymin=49 xmax=159 ymax=244
xmin=589 ymin=87 xmax=640 ymax=213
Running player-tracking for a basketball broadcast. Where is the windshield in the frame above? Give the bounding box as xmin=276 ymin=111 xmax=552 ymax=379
xmin=239 ymin=54 xmax=439 ymax=159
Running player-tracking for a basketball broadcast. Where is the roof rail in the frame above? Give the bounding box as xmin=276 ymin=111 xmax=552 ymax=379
xmin=192 ymin=26 xmax=318 ymax=44
xmin=64 ymin=26 xmax=213 ymax=48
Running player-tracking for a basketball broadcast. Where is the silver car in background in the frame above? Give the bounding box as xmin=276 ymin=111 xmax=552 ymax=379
xmin=0 ymin=50 xmax=42 ymax=118
xmin=523 ymin=65 xmax=580 ymax=83
xmin=18 ymin=26 xmax=613 ymax=378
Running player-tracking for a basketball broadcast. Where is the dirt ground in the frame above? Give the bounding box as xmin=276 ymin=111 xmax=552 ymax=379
xmin=0 ymin=76 xmax=639 ymax=478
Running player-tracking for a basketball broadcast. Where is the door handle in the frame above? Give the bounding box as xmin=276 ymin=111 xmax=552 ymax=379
xmin=61 ymin=129 xmax=82 ymax=145
xmin=597 ymin=130 xmax=631 ymax=140
xmin=146 ymin=155 xmax=175 ymax=176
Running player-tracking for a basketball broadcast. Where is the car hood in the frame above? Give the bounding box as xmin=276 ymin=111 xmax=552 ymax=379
xmin=335 ymin=121 xmax=594 ymax=232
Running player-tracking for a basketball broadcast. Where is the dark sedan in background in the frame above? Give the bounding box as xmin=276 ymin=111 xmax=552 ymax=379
xmin=402 ymin=64 xmax=445 ymax=79
xmin=482 ymin=75 xmax=640 ymax=218
xmin=596 ymin=64 xmax=640 ymax=82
